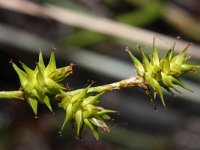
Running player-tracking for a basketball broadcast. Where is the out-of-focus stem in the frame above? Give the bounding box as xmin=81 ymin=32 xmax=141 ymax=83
xmin=0 ymin=91 xmax=24 ymax=100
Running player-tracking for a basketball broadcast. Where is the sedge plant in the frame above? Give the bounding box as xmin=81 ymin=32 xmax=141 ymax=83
xmin=0 ymin=38 xmax=199 ymax=141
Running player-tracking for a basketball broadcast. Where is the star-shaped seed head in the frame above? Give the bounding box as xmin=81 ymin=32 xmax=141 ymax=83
xmin=12 ymin=49 xmax=73 ymax=116
xmin=127 ymin=38 xmax=200 ymax=108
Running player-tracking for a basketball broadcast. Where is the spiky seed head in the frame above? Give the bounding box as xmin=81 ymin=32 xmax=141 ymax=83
xmin=128 ymin=39 xmax=200 ymax=108
xmin=12 ymin=50 xmax=73 ymax=116
xmin=59 ymin=86 xmax=116 ymax=141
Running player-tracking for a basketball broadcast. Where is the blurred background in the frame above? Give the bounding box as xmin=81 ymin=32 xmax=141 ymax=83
xmin=0 ymin=0 xmax=200 ymax=149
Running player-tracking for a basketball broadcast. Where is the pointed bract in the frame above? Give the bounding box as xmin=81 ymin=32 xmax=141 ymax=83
xmin=21 ymin=63 xmax=35 ymax=80
xmin=160 ymin=50 xmax=171 ymax=74
xmin=12 ymin=63 xmax=28 ymax=88
xmin=27 ymin=97 xmax=38 ymax=116
xmin=71 ymin=85 xmax=90 ymax=103
xmin=151 ymin=37 xmax=159 ymax=66
xmin=84 ymin=119 xmax=99 ymax=141
xmin=171 ymin=43 xmax=191 ymax=65
xmin=38 ymin=51 xmax=45 ymax=70
xmin=75 ymin=109 xmax=83 ymax=137
xmin=61 ymin=103 xmax=73 ymax=131
xmin=126 ymin=47 xmax=144 ymax=76
xmin=161 ymin=72 xmax=180 ymax=93
xmin=45 ymin=51 xmax=56 ymax=75
xmin=139 ymin=46 xmax=151 ymax=72
xmin=145 ymin=74 xmax=166 ymax=108
xmin=43 ymin=95 xmax=53 ymax=112
xmin=82 ymin=92 xmax=104 ymax=106
xmin=169 ymin=76 xmax=192 ymax=92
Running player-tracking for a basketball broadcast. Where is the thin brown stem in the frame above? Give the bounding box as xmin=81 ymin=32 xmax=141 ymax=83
xmin=0 ymin=76 xmax=146 ymax=101
xmin=65 ymin=76 xmax=145 ymax=96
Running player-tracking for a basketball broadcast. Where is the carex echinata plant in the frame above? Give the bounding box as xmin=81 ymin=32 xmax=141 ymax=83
xmin=0 ymin=39 xmax=199 ymax=140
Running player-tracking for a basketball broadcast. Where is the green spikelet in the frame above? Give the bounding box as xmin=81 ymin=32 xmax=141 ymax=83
xmin=126 ymin=47 xmax=144 ymax=76
xmin=12 ymin=63 xmax=28 ymax=88
xmin=43 ymin=95 xmax=53 ymax=113
xmin=75 ymin=108 xmax=83 ymax=138
xmin=139 ymin=46 xmax=151 ymax=72
xmin=27 ymin=97 xmax=38 ymax=117
xmin=84 ymin=118 xmax=99 ymax=141
xmin=145 ymin=74 xmax=166 ymax=108
xmin=171 ymin=43 xmax=191 ymax=65
xmin=61 ymin=103 xmax=73 ymax=132
xmin=151 ymin=37 xmax=159 ymax=66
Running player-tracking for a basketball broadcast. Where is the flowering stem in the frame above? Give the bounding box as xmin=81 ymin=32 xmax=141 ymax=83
xmin=0 ymin=76 xmax=146 ymax=101
xmin=0 ymin=91 xmax=24 ymax=100
xmin=65 ymin=75 xmax=146 ymax=96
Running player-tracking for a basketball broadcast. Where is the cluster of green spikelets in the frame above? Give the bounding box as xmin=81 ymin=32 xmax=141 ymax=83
xmin=11 ymin=39 xmax=200 ymax=141
xmin=12 ymin=49 xmax=116 ymax=141
xmin=12 ymin=49 xmax=73 ymax=116
xmin=127 ymin=38 xmax=200 ymax=108
xmin=59 ymin=87 xmax=116 ymax=140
